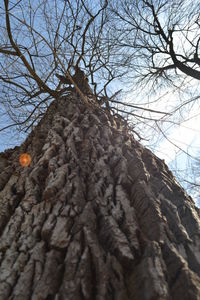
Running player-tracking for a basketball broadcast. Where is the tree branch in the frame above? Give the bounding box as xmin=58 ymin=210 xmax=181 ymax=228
xmin=4 ymin=0 xmax=56 ymax=97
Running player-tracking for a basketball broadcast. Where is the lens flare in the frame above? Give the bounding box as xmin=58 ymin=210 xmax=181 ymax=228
xmin=19 ymin=153 xmax=31 ymax=167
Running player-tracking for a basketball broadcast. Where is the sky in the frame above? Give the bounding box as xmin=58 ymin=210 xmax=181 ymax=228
xmin=156 ymin=114 xmax=200 ymax=164
xmin=149 ymin=105 xmax=200 ymax=207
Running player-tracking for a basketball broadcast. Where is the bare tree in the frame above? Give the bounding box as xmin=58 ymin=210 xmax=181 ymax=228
xmin=1 ymin=0 xmax=200 ymax=193
xmin=0 ymin=0 xmax=128 ymax=132
xmin=106 ymin=0 xmax=200 ymax=199
xmin=0 ymin=1 xmax=200 ymax=299
xmin=109 ymin=0 xmax=200 ymax=86
xmin=1 ymin=0 xmax=180 ymax=138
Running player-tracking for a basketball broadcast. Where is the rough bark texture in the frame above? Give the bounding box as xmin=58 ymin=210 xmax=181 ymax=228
xmin=0 ymin=94 xmax=200 ymax=300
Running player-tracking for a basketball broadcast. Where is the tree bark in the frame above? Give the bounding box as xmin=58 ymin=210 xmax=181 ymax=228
xmin=0 ymin=94 xmax=200 ymax=300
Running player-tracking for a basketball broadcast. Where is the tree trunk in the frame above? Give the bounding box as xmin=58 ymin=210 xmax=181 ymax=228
xmin=0 ymin=94 xmax=200 ymax=300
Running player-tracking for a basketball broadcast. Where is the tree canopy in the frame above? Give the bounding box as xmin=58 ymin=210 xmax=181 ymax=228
xmin=1 ymin=0 xmax=199 ymax=130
